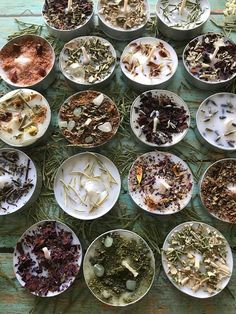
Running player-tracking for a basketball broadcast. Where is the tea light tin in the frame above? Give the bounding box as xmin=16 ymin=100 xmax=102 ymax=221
xmin=54 ymin=152 xmax=121 ymax=220
xmin=0 ymin=89 xmax=51 ymax=148
xmin=59 ymin=36 xmax=116 ymax=90
xmin=58 ymin=90 xmax=120 ymax=147
xmin=13 ymin=220 xmax=82 ymax=296
xmin=128 ymin=151 xmax=194 ymax=215
xmin=196 ymin=93 xmax=236 ymax=152
xmin=0 ymin=35 xmax=56 ymax=90
xmin=97 ymin=0 xmax=150 ymax=41
xmin=183 ymin=33 xmax=236 ymax=90
xmin=0 ymin=148 xmax=41 ymax=216
xmin=120 ymin=37 xmax=178 ymax=91
xmin=200 ymin=158 xmax=236 ymax=224
xmin=130 ymin=90 xmax=190 ymax=147
xmin=83 ymin=229 xmax=155 ymax=306
xmin=162 ymin=221 xmax=233 ymax=298
xmin=156 ymin=0 xmax=211 ymax=41
xmin=42 ymin=0 xmax=94 ymax=42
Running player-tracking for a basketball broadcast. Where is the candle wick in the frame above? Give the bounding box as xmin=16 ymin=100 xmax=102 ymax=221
xmin=81 ymin=46 xmax=90 ymax=65
xmin=210 ymin=38 xmax=226 ymax=64
xmin=123 ymin=0 xmax=129 ymax=15
xmin=179 ymin=0 xmax=187 ymax=15
xmin=42 ymin=247 xmax=51 ymax=260
xmin=122 ymin=260 xmax=139 ymax=277
xmin=66 ymin=0 xmax=73 ymax=13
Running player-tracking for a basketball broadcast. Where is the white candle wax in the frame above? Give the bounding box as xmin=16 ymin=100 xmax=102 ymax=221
xmin=197 ymin=93 xmax=236 ymax=150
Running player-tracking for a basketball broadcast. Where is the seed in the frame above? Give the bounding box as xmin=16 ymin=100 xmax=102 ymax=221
xmin=93 ymin=264 xmax=105 ymax=277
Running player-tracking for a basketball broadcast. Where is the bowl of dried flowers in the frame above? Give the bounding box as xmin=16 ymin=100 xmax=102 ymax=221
xmin=83 ymin=229 xmax=155 ymax=306
xmin=97 ymin=0 xmax=150 ymax=41
xmin=120 ymin=37 xmax=178 ymax=91
xmin=183 ymin=32 xmax=236 ymax=90
xmin=200 ymin=158 xmax=236 ymax=223
xmin=13 ymin=220 xmax=82 ymax=296
xmin=130 ymin=90 xmax=190 ymax=147
xmin=162 ymin=221 xmax=233 ymax=298
xmin=59 ymin=36 xmax=116 ymax=90
xmin=0 ymin=35 xmax=56 ymax=90
xmin=58 ymin=90 xmax=120 ymax=147
xmin=128 ymin=151 xmax=194 ymax=215
xmin=0 ymin=148 xmax=41 ymax=216
xmin=42 ymin=0 xmax=94 ymax=42
xmin=54 ymin=152 xmax=121 ymax=220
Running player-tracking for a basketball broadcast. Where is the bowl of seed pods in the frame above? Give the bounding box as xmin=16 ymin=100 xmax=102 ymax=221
xmin=120 ymin=37 xmax=178 ymax=91
xmin=196 ymin=93 xmax=236 ymax=152
xmin=97 ymin=0 xmax=150 ymax=41
xmin=54 ymin=152 xmax=121 ymax=220
xmin=162 ymin=221 xmax=233 ymax=298
xmin=0 ymin=148 xmax=41 ymax=216
xmin=183 ymin=32 xmax=236 ymax=90
xmin=0 ymin=89 xmax=51 ymax=148
xmin=128 ymin=151 xmax=194 ymax=215
xmin=59 ymin=36 xmax=116 ymax=90
xmin=200 ymin=158 xmax=236 ymax=223
xmin=130 ymin=90 xmax=190 ymax=147
xmin=42 ymin=0 xmax=94 ymax=41
xmin=83 ymin=229 xmax=155 ymax=306
xmin=58 ymin=90 xmax=120 ymax=147
xmin=0 ymin=35 xmax=56 ymax=90
xmin=156 ymin=0 xmax=211 ymax=41
xmin=13 ymin=220 xmax=82 ymax=296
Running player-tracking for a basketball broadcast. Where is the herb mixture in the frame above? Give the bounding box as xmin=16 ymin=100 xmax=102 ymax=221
xmin=132 ymin=91 xmax=189 ymax=146
xmin=129 ymin=152 xmax=193 ymax=213
xmin=163 ymin=223 xmax=231 ymax=294
xmin=121 ymin=39 xmax=176 ymax=84
xmin=0 ymin=150 xmax=34 ymax=214
xmin=99 ymin=0 xmax=147 ymax=30
xmin=197 ymin=93 xmax=236 ymax=149
xmin=201 ymin=159 xmax=236 ymax=223
xmin=0 ymin=36 xmax=53 ymax=86
xmin=184 ymin=33 xmax=236 ymax=82
xmin=86 ymin=232 xmax=154 ymax=304
xmin=57 ymin=153 xmax=118 ymax=214
xmin=43 ymin=0 xmax=93 ymax=30
xmin=14 ymin=221 xmax=81 ymax=296
xmin=0 ymin=90 xmax=49 ymax=146
xmin=61 ymin=37 xmax=115 ymax=84
xmin=158 ymin=0 xmax=206 ymax=29
xmin=59 ymin=91 xmax=120 ymax=147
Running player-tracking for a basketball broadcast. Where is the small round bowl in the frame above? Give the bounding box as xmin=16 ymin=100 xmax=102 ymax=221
xmin=0 ymin=148 xmax=41 ymax=216
xmin=54 ymin=152 xmax=121 ymax=220
xmin=199 ymin=158 xmax=236 ymax=224
xmin=183 ymin=33 xmax=236 ymax=91
xmin=0 ymin=89 xmax=51 ymax=148
xmin=83 ymin=229 xmax=155 ymax=306
xmin=128 ymin=151 xmax=194 ymax=215
xmin=120 ymin=37 xmax=178 ymax=92
xmin=196 ymin=93 xmax=236 ymax=152
xmin=42 ymin=0 xmax=94 ymax=42
xmin=0 ymin=35 xmax=56 ymax=90
xmin=58 ymin=90 xmax=120 ymax=147
xmin=156 ymin=0 xmax=211 ymax=41
xmin=97 ymin=0 xmax=150 ymax=41
xmin=162 ymin=221 xmax=233 ymax=298
xmin=13 ymin=220 xmax=82 ymax=297
xmin=130 ymin=89 xmax=190 ymax=147
xmin=59 ymin=36 xmax=116 ymax=90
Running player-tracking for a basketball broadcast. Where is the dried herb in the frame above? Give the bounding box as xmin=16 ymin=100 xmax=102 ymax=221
xmin=43 ymin=0 xmax=93 ymax=30
xmin=201 ymin=159 xmax=236 ymax=223
xmin=99 ymin=0 xmax=147 ymax=30
xmin=59 ymin=91 xmax=120 ymax=147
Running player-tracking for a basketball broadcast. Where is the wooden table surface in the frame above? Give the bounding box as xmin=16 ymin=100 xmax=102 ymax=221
xmin=0 ymin=0 xmax=236 ymax=313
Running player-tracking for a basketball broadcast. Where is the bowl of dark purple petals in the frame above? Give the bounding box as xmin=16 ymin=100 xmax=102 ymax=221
xmin=13 ymin=220 xmax=82 ymax=297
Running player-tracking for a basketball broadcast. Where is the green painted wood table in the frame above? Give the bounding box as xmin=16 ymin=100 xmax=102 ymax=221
xmin=0 ymin=0 xmax=236 ymax=313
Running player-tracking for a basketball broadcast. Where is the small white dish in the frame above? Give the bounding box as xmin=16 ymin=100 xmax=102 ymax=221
xmin=54 ymin=152 xmax=121 ymax=220
xmin=162 ymin=221 xmax=233 ymax=298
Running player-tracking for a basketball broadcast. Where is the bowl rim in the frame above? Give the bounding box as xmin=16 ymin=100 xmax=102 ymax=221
xmin=83 ymin=228 xmax=155 ymax=307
